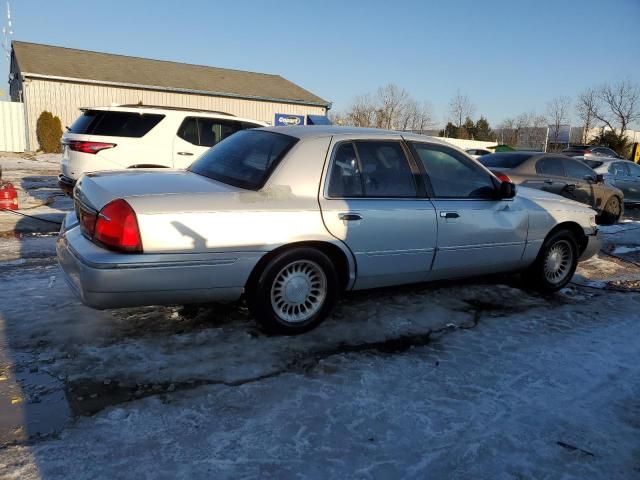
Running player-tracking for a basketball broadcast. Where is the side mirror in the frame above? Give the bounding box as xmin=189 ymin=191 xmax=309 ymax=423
xmin=498 ymin=181 xmax=516 ymax=199
xmin=596 ymin=173 xmax=604 ymax=183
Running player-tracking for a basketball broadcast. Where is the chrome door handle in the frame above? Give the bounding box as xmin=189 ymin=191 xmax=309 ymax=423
xmin=544 ymin=179 xmax=553 ymax=184
xmin=440 ymin=211 xmax=459 ymax=219
xmin=338 ymin=213 xmax=362 ymax=221
xmin=177 ymin=152 xmax=194 ymax=156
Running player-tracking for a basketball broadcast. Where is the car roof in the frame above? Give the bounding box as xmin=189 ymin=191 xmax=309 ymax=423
xmin=255 ymin=125 xmax=452 ymax=145
xmin=81 ymin=105 xmax=267 ymax=124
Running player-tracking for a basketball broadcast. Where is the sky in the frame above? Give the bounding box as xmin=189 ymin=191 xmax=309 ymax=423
xmin=2 ymin=0 xmax=639 ymax=127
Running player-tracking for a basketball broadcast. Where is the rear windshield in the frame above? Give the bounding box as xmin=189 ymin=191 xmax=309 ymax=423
xmin=68 ymin=110 xmax=165 ymax=137
xmin=188 ymin=130 xmax=298 ymax=190
xmin=478 ymin=153 xmax=535 ymax=169
xmin=582 ymin=160 xmax=603 ymax=169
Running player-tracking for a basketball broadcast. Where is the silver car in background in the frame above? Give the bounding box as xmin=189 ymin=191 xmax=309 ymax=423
xmin=57 ymin=126 xmax=601 ymax=334
xmin=582 ymin=158 xmax=640 ymax=204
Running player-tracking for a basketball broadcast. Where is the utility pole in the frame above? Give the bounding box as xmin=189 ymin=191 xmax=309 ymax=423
xmin=1 ymin=1 xmax=12 ymax=100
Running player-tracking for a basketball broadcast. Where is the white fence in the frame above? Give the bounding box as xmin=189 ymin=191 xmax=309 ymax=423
xmin=0 ymin=101 xmax=26 ymax=152
xmin=436 ymin=137 xmax=498 ymax=151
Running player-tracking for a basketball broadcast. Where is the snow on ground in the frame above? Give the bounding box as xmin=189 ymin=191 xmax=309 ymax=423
xmin=2 ymin=283 xmax=639 ymax=479
xmin=0 ymin=153 xmax=70 ymax=236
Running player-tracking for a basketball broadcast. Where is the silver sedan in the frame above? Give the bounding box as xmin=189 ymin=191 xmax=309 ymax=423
xmin=58 ymin=126 xmax=601 ymax=334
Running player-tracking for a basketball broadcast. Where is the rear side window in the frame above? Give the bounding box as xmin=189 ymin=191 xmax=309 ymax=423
xmin=536 ymin=158 xmax=565 ymax=176
xmin=327 ymin=142 xmax=363 ymax=197
xmin=188 ymin=130 xmax=297 ymax=190
xmin=327 ymin=141 xmax=416 ymax=198
xmin=479 ymin=153 xmax=534 ymax=169
xmin=177 ymin=117 xmax=261 ymax=147
xmin=68 ymin=110 xmax=165 ymax=137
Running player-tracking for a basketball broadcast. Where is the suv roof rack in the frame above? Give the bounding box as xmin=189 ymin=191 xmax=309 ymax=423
xmin=114 ymin=104 xmax=236 ymax=116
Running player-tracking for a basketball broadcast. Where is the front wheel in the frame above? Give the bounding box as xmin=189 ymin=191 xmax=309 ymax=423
xmin=598 ymin=196 xmax=622 ymax=225
xmin=525 ymin=230 xmax=578 ymax=292
xmin=246 ymin=248 xmax=339 ymax=335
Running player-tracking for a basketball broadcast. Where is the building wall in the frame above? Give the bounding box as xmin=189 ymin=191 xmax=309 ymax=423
xmin=20 ymin=78 xmax=327 ymax=150
xmin=436 ymin=137 xmax=497 ymax=151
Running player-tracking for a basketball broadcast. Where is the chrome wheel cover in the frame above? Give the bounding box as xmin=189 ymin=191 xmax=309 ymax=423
xmin=608 ymin=197 xmax=621 ymax=217
xmin=543 ymin=240 xmax=573 ymax=285
xmin=270 ymin=260 xmax=327 ymax=323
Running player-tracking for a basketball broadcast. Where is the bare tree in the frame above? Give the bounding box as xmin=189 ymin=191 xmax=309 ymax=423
xmin=345 ymin=93 xmax=377 ymax=127
xmin=448 ymin=90 xmax=475 ymax=128
xmin=498 ymin=112 xmax=547 ymax=149
xmin=338 ymin=83 xmax=434 ymax=132
xmin=593 ymin=79 xmax=640 ymax=139
xmin=546 ymin=96 xmax=571 ymax=150
xmin=414 ymin=101 xmax=435 ymax=134
xmin=575 ymin=88 xmax=598 ymax=143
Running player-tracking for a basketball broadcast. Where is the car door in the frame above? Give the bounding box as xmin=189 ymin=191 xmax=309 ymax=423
xmin=173 ymin=117 xmax=208 ymax=168
xmin=531 ymin=156 xmax=568 ymax=196
xmin=561 ymin=158 xmax=599 ymax=209
xmin=409 ymin=142 xmax=528 ymax=278
xmin=319 ymin=138 xmax=437 ymax=290
xmin=173 ymin=117 xmax=257 ymax=168
xmin=625 ymin=162 xmax=640 ymax=202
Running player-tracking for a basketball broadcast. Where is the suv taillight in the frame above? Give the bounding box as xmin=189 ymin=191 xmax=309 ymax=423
xmin=67 ymin=140 xmax=116 ymax=154
xmin=93 ymin=199 xmax=143 ymax=253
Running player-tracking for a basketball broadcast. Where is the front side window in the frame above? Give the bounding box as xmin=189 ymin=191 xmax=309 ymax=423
xmin=563 ymin=158 xmax=596 ymax=179
xmin=609 ymin=162 xmax=630 ymax=176
xmin=536 ymin=158 xmax=565 ymax=177
xmin=412 ymin=143 xmax=495 ymax=198
xmin=627 ymin=162 xmax=640 ymax=176
xmin=189 ymin=130 xmax=297 ymax=190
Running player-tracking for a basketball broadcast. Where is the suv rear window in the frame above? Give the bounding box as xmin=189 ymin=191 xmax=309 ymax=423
xmin=189 ymin=130 xmax=297 ymax=190
xmin=478 ymin=153 xmax=535 ymax=169
xmin=68 ymin=110 xmax=165 ymax=137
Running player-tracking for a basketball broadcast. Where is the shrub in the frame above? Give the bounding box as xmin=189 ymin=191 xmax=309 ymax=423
xmin=36 ymin=111 xmax=63 ymax=153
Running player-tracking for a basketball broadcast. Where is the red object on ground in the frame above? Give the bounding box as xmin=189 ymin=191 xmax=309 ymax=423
xmin=0 ymin=182 xmax=19 ymax=210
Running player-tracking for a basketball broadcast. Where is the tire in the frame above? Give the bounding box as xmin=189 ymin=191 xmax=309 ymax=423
xmin=598 ymin=196 xmax=622 ymax=225
xmin=525 ymin=229 xmax=579 ymax=293
xmin=246 ymin=248 xmax=339 ymax=335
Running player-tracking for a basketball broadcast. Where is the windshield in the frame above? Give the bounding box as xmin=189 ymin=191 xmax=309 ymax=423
xmin=478 ymin=153 xmax=535 ymax=169
xmin=188 ymin=130 xmax=298 ymax=190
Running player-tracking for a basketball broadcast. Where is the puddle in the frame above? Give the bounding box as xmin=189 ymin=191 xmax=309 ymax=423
xmin=0 ymin=367 xmax=71 ymax=446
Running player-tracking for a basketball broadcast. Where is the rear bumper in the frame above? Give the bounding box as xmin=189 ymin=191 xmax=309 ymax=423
xmin=58 ymin=174 xmax=75 ymax=197
xmin=57 ymin=226 xmax=263 ymax=310
xmin=579 ymin=232 xmax=602 ymax=262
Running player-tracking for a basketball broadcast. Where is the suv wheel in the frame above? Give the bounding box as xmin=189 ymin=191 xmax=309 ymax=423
xmin=247 ymin=248 xmax=339 ymax=335
xmin=526 ymin=229 xmax=578 ymax=292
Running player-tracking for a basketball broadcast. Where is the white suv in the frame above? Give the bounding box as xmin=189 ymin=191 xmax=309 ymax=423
xmin=58 ymin=105 xmax=267 ymax=194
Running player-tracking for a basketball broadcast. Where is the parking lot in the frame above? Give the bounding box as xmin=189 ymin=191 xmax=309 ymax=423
xmin=0 ymin=155 xmax=638 ymax=478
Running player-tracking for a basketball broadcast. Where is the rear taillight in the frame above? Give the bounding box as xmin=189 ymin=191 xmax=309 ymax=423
xmin=67 ymin=140 xmax=116 ymax=154
xmin=494 ymin=171 xmax=512 ymax=183
xmin=93 ymin=199 xmax=143 ymax=253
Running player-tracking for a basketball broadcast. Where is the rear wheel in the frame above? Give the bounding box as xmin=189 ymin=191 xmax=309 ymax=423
xmin=246 ymin=248 xmax=339 ymax=335
xmin=525 ymin=229 xmax=578 ymax=292
xmin=598 ymin=196 xmax=622 ymax=225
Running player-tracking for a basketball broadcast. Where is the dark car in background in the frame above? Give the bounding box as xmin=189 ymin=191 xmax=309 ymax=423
xmin=562 ymin=145 xmax=623 ymax=159
xmin=479 ymin=152 xmax=624 ymax=224
xmin=582 ymin=159 xmax=640 ymax=204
